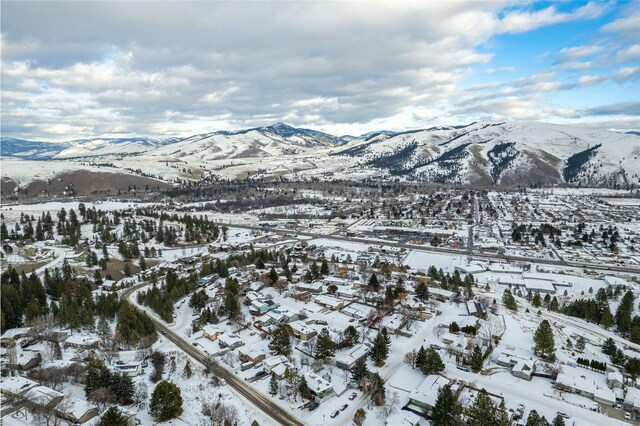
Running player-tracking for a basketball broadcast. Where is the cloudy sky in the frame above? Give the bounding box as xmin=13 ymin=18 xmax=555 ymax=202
xmin=1 ymin=1 xmax=639 ymax=140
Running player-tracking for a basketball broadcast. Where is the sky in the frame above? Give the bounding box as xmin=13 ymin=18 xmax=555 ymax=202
xmin=1 ymin=1 xmax=639 ymax=141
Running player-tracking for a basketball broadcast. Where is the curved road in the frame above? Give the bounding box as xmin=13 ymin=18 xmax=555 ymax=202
xmin=120 ymin=283 xmax=305 ymax=426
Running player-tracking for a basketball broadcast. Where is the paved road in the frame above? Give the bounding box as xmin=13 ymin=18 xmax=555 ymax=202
xmin=120 ymin=283 xmax=305 ymax=426
xmin=215 ymin=221 xmax=640 ymax=276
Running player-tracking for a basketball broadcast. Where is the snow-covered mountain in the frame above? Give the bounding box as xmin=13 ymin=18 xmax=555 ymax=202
xmin=0 ymin=137 xmax=179 ymax=159
xmin=327 ymin=121 xmax=640 ymax=187
xmin=2 ymin=122 xmax=639 ymax=188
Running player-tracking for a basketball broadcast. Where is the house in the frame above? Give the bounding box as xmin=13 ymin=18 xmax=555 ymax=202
xmin=335 ymin=287 xmax=358 ymax=299
xmin=238 ymin=347 xmax=267 ymax=364
xmin=24 ymin=385 xmax=65 ymax=410
xmin=250 ymin=299 xmax=278 ymax=315
xmin=385 ymin=411 xmax=421 ymax=425
xmin=408 ymin=375 xmax=450 ymax=412
xmin=217 ymin=334 xmax=244 ymax=350
xmin=0 ymin=376 xmax=38 ymax=398
xmin=64 ymin=334 xmax=100 ymax=350
xmin=335 ymin=344 xmax=370 ymax=370
xmin=263 ymin=355 xmax=288 ymax=373
xmin=0 ymin=327 xmax=32 ymax=346
xmin=428 ymin=287 xmax=456 ymax=302
xmin=496 ymin=352 xmax=536 ymax=381
xmin=455 ymin=264 xmax=487 ymax=275
xmin=203 ymin=325 xmax=224 ymax=341
xmin=380 ymin=313 xmax=404 ymax=333
xmin=466 ymin=300 xmax=485 ymax=318
xmin=594 ymin=387 xmax=616 ymax=406
xmin=304 ymin=371 xmax=335 ymax=402
xmin=270 ymin=362 xmax=292 ymax=379
xmin=289 ymin=320 xmax=317 ymax=340
xmin=295 ymin=282 xmax=324 ymax=294
xmin=101 ymin=279 xmax=117 ymax=291
xmin=111 ymin=361 xmax=143 ymax=377
xmin=8 ymin=350 xmax=42 ymax=370
xmin=624 ymin=386 xmax=640 ymax=412
xmin=511 ymin=359 xmax=536 ymax=381
xmin=608 ymin=371 xmax=624 ymax=389
xmin=55 ymin=397 xmax=99 ymax=424
xmin=314 ymin=295 xmax=344 ymax=310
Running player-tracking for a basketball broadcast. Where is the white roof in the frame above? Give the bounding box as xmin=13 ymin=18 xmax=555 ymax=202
xmin=522 ymin=272 xmax=555 ymax=281
xmin=1 ymin=327 xmax=32 ymax=339
xmin=218 ymin=334 xmax=242 ymax=346
xmin=264 ymin=355 xmax=288 ymax=368
xmin=0 ymin=376 xmax=38 ymax=395
xmin=409 ymin=375 xmax=449 ymax=406
xmin=56 ymin=396 xmax=97 ymax=419
xmin=594 ymin=387 xmax=616 ymax=403
xmin=65 ymin=334 xmax=100 ymax=346
xmin=314 ymin=295 xmax=343 ymax=308
xmin=335 ymin=344 xmax=370 ymax=366
xmin=427 ymin=287 xmax=455 ymax=298
xmin=24 ymin=385 xmax=64 ymax=406
xmin=524 ymin=278 xmax=556 ymax=292
xmin=203 ymin=325 xmax=224 ymax=336
xmin=304 ymin=371 xmax=333 ymax=394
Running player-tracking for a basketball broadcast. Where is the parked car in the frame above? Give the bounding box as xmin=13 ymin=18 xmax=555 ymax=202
xmin=430 ymin=343 xmax=442 ymax=350
xmin=340 ymin=404 xmax=348 ymax=411
xmin=625 ymin=412 xmax=631 ymax=420
xmin=349 ymin=392 xmax=357 ymax=400
xmin=330 ymin=411 xmax=339 ymax=418
xmin=556 ymin=411 xmax=570 ymax=419
xmin=309 ymin=403 xmax=319 ymax=412
xmin=219 ymin=379 xmax=227 ymax=386
xmin=254 ymin=371 xmax=268 ymax=379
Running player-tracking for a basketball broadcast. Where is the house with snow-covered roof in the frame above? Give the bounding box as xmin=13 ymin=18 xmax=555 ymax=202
xmin=408 ymin=375 xmax=451 ymax=412
xmin=304 ymin=371 xmax=335 ymax=402
xmin=55 ymin=396 xmax=99 ymax=424
xmin=335 ymin=343 xmax=370 ymax=370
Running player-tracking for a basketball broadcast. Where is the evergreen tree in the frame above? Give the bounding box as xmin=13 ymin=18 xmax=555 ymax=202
xmin=601 ymin=305 xmax=614 ymax=329
xmin=343 ymin=325 xmax=360 ymax=346
xmin=298 ymin=376 xmax=311 ymax=399
xmin=97 ymin=315 xmax=112 ymax=346
xmin=269 ymin=373 xmax=278 ymax=396
xmin=370 ymin=329 xmax=389 ymax=366
xmin=616 ymin=290 xmax=635 ymax=334
xmin=320 ymin=259 xmax=330 ymax=276
xmin=368 ymin=273 xmax=379 ymax=289
xmin=467 ymin=388 xmax=509 ymax=426
xmin=150 ymin=380 xmax=183 ymax=421
xmin=350 ymin=357 xmax=369 ymax=387
xmin=269 ymin=325 xmax=291 ymax=356
xmin=469 ymin=346 xmax=484 ymax=373
xmin=525 ymin=410 xmax=547 ymax=426
xmin=549 ymin=296 xmax=559 ymax=312
xmin=532 ymin=292 xmax=541 ymax=308
xmin=183 ymin=360 xmax=192 ymax=379
xmin=533 ymin=320 xmax=555 ymax=358
xmin=551 ymin=414 xmax=566 ymax=426
xmin=315 ymin=328 xmax=335 ymax=359
xmin=502 ymin=289 xmax=517 ymax=311
xmin=268 ymin=267 xmax=279 ymax=285
xmin=99 ymin=407 xmax=129 ymax=426
xmin=415 ymin=281 xmax=429 ymax=302
xmin=420 ymin=348 xmax=445 ymax=375
xmin=415 ymin=346 xmax=427 ymax=370
xmin=602 ymin=337 xmax=617 ymax=356
xmin=432 ymin=384 xmax=463 ymax=426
